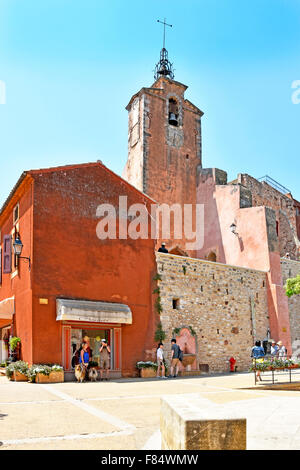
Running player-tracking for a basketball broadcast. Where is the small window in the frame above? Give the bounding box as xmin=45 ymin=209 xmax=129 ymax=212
xmin=172 ymin=298 xmax=180 ymax=310
xmin=13 ymin=203 xmax=19 ymax=226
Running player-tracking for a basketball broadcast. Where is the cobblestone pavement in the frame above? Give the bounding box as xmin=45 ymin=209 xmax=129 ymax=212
xmin=1 ymin=372 xmax=300 ymax=450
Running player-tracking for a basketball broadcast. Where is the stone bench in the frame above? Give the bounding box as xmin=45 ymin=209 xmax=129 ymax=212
xmin=160 ymin=395 xmax=246 ymax=450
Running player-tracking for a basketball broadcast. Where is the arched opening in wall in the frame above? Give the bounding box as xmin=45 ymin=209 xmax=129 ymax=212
xmin=207 ymin=251 xmax=217 ymax=262
xmin=168 ymin=98 xmax=179 ymax=127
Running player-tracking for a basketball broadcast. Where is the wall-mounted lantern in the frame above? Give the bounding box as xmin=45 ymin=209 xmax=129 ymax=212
xmin=13 ymin=235 xmax=31 ymax=271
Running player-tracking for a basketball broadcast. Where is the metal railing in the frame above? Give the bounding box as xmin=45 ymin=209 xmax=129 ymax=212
xmin=257 ymin=175 xmax=291 ymax=195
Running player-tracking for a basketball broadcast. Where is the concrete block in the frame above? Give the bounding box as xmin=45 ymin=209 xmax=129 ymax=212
xmin=161 ymin=395 xmax=246 ymax=450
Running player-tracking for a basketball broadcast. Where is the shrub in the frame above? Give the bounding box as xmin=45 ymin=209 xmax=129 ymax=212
xmin=9 ymin=336 xmax=21 ymax=351
xmin=6 ymin=360 xmax=29 ymax=378
xmin=136 ymin=361 xmax=158 ymax=371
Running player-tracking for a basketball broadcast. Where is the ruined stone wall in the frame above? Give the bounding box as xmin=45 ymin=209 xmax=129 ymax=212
xmin=238 ymin=174 xmax=299 ymax=259
xmin=281 ymin=258 xmax=300 ymax=357
xmin=156 ymin=252 xmax=269 ymax=373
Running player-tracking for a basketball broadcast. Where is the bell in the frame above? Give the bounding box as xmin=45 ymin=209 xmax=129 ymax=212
xmin=169 ymin=112 xmax=178 ymax=126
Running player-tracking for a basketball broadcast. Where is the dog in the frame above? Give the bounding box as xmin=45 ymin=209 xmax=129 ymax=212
xmin=75 ymin=364 xmax=86 ymax=383
xmin=88 ymin=367 xmax=98 ymax=382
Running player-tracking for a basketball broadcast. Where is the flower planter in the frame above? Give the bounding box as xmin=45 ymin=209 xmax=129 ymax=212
xmin=35 ymin=373 xmax=50 ymax=383
xmin=49 ymin=370 xmax=64 ymax=383
xmin=35 ymin=370 xmax=64 ymax=383
xmin=12 ymin=371 xmax=28 ymax=382
xmin=139 ymin=368 xmax=157 ymax=378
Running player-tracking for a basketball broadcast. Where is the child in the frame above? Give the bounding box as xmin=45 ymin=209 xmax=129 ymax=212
xmin=156 ymin=343 xmax=167 ymax=378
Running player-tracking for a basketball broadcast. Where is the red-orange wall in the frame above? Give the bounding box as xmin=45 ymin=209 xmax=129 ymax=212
xmin=29 ymin=163 xmax=157 ymax=375
xmin=0 ymin=177 xmax=34 ymax=363
xmin=196 ymin=169 xmax=292 ymax=353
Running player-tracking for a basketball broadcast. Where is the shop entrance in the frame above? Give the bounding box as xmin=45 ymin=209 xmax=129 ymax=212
xmin=70 ymin=327 xmax=111 ymax=368
xmin=62 ymin=322 xmax=122 ymax=376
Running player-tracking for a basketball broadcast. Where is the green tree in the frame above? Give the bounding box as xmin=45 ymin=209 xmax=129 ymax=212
xmin=285 ymin=274 xmax=300 ymax=298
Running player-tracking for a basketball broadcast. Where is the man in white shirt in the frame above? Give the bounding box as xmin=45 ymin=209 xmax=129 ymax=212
xmin=277 ymin=341 xmax=287 ymax=358
xmin=270 ymin=340 xmax=279 ymax=357
xmin=156 ymin=343 xmax=167 ymax=378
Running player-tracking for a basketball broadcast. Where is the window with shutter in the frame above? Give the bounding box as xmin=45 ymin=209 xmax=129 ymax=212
xmin=3 ymin=235 xmax=12 ymax=274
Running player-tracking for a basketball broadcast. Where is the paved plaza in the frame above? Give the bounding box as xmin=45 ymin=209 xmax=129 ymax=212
xmin=1 ymin=372 xmax=300 ymax=450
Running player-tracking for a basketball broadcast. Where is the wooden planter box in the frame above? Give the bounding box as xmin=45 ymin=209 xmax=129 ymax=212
xmin=139 ymin=368 xmax=157 ymax=378
xmin=12 ymin=371 xmax=28 ymax=382
xmin=49 ymin=370 xmax=64 ymax=382
xmin=35 ymin=373 xmax=50 ymax=383
xmin=36 ymin=371 xmax=64 ymax=383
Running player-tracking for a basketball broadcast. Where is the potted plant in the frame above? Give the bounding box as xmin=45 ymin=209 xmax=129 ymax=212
xmin=6 ymin=361 xmax=29 ymax=381
xmin=28 ymin=364 xmax=64 ymax=383
xmin=9 ymin=336 xmax=21 ymax=352
xmin=27 ymin=364 xmax=51 ymax=383
xmin=136 ymin=361 xmax=158 ymax=378
xmin=48 ymin=364 xmax=64 ymax=382
xmin=9 ymin=336 xmax=21 ymax=361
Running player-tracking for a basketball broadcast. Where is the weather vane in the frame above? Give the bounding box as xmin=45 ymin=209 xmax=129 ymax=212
xmin=154 ymin=18 xmax=175 ymax=81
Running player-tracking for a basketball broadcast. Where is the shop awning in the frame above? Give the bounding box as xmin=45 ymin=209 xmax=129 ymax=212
xmin=56 ymin=299 xmax=132 ymax=324
xmin=0 ymin=296 xmax=14 ymax=320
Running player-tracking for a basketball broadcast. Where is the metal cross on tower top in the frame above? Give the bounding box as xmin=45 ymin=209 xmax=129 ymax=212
xmin=154 ymin=18 xmax=175 ymax=81
xmin=157 ymin=18 xmax=172 ymax=50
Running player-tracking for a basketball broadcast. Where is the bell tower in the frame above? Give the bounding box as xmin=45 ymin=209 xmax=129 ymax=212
xmin=122 ymin=32 xmax=204 ymax=255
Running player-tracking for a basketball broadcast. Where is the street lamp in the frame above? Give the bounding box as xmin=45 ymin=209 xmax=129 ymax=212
xmin=13 ymin=235 xmax=31 ymax=271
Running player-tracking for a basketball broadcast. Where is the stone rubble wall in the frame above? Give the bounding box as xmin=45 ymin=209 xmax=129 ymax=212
xmin=237 ymin=174 xmax=299 ymax=259
xmin=156 ymin=252 xmax=269 ymax=373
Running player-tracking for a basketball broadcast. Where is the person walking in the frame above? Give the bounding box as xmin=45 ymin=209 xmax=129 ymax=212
xmin=99 ymin=339 xmax=111 ymax=381
xmin=156 ymin=343 xmax=167 ymax=378
xmin=251 ymin=340 xmax=265 ymax=381
xmin=169 ymin=339 xmax=181 ymax=378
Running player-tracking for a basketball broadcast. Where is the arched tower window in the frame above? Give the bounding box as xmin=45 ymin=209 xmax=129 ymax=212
xmin=168 ymin=98 xmax=179 ymax=127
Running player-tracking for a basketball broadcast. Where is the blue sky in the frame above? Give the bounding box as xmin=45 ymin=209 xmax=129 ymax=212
xmin=0 ymin=0 xmax=300 ymax=206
